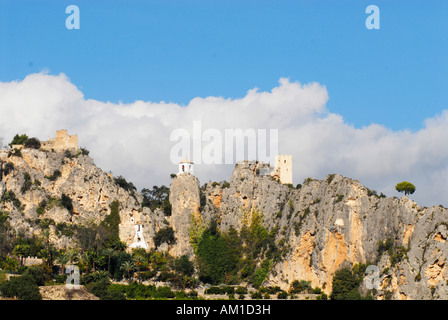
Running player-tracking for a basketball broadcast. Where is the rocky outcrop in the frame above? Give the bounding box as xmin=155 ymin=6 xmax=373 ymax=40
xmin=2 ymin=147 xmax=446 ymax=300
xmin=168 ymin=173 xmax=200 ymax=257
xmin=196 ymin=162 xmax=448 ymax=299
xmin=0 ymin=148 xmax=147 ymax=250
xmin=39 ymin=285 xmax=99 ymax=300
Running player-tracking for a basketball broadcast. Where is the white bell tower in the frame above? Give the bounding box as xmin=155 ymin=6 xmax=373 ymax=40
xmin=178 ymin=157 xmax=194 ymax=175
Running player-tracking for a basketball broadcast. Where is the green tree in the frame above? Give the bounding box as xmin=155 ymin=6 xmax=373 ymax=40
xmin=13 ymin=244 xmax=31 ymax=266
xmin=22 ymin=265 xmax=48 ymax=286
xmin=121 ymin=261 xmax=135 ymax=282
xmin=57 ymin=252 xmax=70 ymax=275
xmin=395 ymin=181 xmax=416 ymax=196
xmin=0 ymin=211 xmax=11 ymax=259
xmin=100 ymin=200 xmax=121 ymax=247
xmin=114 ymin=176 xmax=136 ymax=192
xmin=153 ymin=227 xmax=176 ymax=248
xmin=330 ymin=267 xmax=362 ymax=300
xmin=173 ymin=254 xmax=194 ymax=277
xmin=102 ymin=248 xmax=115 ymax=274
xmin=141 ymin=185 xmax=171 ymax=215
xmin=8 ymin=134 xmax=28 ymax=148
xmin=196 ymin=224 xmax=242 ymax=285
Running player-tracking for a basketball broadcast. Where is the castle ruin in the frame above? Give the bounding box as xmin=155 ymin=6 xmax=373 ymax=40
xmin=41 ymin=130 xmax=78 ymax=152
xmin=238 ymin=155 xmax=293 ymax=185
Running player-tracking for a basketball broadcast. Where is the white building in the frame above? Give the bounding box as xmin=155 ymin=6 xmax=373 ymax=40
xmin=129 ymin=215 xmax=149 ymax=250
xmin=178 ymin=157 xmax=194 ymax=175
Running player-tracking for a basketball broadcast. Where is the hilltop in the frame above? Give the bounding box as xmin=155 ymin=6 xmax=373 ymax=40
xmin=0 ymin=133 xmax=447 ymax=300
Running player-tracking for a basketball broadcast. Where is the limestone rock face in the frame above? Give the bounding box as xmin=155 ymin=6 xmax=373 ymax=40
xmin=168 ymin=173 xmax=200 ymax=258
xmin=2 ymin=147 xmax=446 ymax=300
xmin=197 ymin=163 xmax=448 ymax=299
xmin=0 ymin=148 xmax=147 ymax=250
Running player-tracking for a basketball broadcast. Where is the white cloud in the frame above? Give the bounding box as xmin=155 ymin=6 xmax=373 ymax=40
xmin=0 ymin=72 xmax=446 ymax=207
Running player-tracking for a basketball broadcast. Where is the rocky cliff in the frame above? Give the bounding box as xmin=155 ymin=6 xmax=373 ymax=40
xmin=171 ymin=161 xmax=448 ymax=300
xmin=0 ymin=147 xmax=166 ymax=252
xmin=1 ymin=147 xmax=446 ymax=300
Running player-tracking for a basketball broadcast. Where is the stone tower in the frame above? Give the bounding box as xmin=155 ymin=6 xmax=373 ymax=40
xmin=272 ymin=155 xmax=292 ymax=185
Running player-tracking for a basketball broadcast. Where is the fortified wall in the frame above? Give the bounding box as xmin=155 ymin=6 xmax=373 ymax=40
xmin=41 ymin=130 xmax=78 ymax=152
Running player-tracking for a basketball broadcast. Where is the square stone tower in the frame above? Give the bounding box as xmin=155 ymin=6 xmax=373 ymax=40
xmin=273 ymin=155 xmax=292 ymax=185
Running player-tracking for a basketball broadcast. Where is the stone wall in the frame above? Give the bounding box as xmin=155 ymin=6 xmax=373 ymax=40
xmin=41 ymin=130 xmax=78 ymax=151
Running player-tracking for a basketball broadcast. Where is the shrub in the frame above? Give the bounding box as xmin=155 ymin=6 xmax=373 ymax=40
xmin=80 ymin=147 xmax=89 ymax=156
xmin=86 ymin=278 xmax=126 ymax=300
xmin=251 ymin=291 xmax=262 ymax=299
xmin=8 ymin=148 xmax=22 ymax=158
xmin=0 ymin=275 xmax=42 ymax=300
xmin=2 ymin=162 xmax=14 ymax=176
xmin=326 ymin=174 xmax=336 ymax=184
xmin=55 ymin=222 xmax=75 ymax=237
xmin=1 ymin=190 xmax=22 ymax=209
xmin=21 ymin=172 xmax=32 ymax=194
xmin=46 ymin=169 xmax=61 ymax=181
xmin=64 ymin=150 xmax=73 ymax=159
xmin=277 ymin=291 xmax=288 ymax=299
xmin=0 ymin=270 xmax=7 ymax=283
xmin=316 ymin=293 xmax=328 ymax=300
xmin=36 ymin=207 xmax=45 ymax=216
xmin=290 ymin=279 xmax=312 ymax=293
xmin=235 ymin=286 xmax=248 ymax=294
xmin=252 ymin=259 xmax=272 ymax=288
xmin=61 ymin=194 xmax=73 ymax=213
xmin=114 ymin=175 xmax=136 ymax=192
xmin=24 ymin=137 xmax=41 ymax=149
xmin=153 ymin=227 xmax=176 ymax=248
xmin=81 ymin=271 xmax=110 ymax=286
xmin=156 ymin=285 xmax=175 ymax=299
xmin=22 ymin=265 xmax=48 ymax=286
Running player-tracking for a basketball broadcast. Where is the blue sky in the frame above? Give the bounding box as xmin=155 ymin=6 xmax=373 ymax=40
xmin=0 ymin=1 xmax=447 ymax=206
xmin=1 ymin=0 xmax=447 ymax=131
